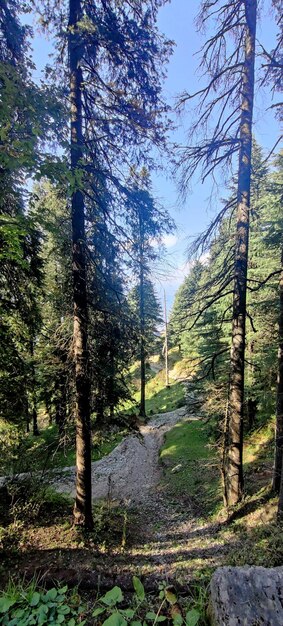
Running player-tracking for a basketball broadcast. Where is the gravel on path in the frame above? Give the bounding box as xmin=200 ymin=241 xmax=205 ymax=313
xmin=54 ymin=407 xmax=192 ymax=504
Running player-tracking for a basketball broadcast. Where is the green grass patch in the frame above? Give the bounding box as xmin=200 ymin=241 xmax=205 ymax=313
xmin=124 ymin=352 xmax=186 ymax=416
xmin=124 ymin=374 xmax=185 ymax=416
xmin=243 ymin=418 xmax=274 ymax=496
xmin=145 ymin=379 xmax=185 ymax=415
xmin=160 ymin=419 xmax=221 ymax=516
xmin=244 ymin=418 xmax=275 ymax=466
xmin=1 ymin=424 xmax=128 ymax=475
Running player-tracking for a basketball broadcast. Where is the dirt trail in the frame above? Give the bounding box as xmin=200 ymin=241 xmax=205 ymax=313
xmin=55 ymin=407 xmax=191 ymax=503
xmin=1 ymin=406 xmax=235 ymax=586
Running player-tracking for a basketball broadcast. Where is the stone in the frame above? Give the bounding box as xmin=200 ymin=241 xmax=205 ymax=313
xmin=208 ymin=566 xmax=283 ymax=626
xmin=171 ymin=464 xmax=182 ymax=473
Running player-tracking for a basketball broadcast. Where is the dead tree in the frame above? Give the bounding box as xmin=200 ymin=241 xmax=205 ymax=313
xmin=178 ymin=0 xmax=258 ymax=506
xmin=274 ymin=251 xmax=283 ymax=497
xmin=226 ymin=0 xmax=257 ymax=505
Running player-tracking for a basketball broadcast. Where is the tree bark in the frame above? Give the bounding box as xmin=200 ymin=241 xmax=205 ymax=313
xmin=55 ymin=375 xmax=67 ymax=435
xmin=225 ymin=0 xmax=257 ymax=506
xmin=30 ymin=338 xmax=39 ymax=436
xmin=274 ymin=258 xmax=283 ymax=494
xmin=69 ymin=0 xmax=93 ymax=529
xmin=139 ymin=211 xmax=146 ymax=418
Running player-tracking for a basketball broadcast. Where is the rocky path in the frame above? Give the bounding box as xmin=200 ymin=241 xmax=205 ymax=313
xmin=55 ymin=406 xmax=191 ymax=503
xmin=1 ymin=405 xmax=235 ymax=587
xmin=48 ymin=406 xmax=231 ymax=584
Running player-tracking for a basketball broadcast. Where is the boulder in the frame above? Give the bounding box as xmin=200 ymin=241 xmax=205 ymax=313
xmin=208 ymin=566 xmax=283 ymax=626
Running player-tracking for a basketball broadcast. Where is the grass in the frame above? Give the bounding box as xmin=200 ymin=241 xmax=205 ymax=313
xmin=145 ymin=378 xmax=185 ymax=415
xmin=160 ymin=419 xmax=222 ymax=516
xmin=0 ymin=424 xmax=127 ymax=475
xmin=125 ymin=367 xmax=185 ymax=417
xmin=0 ymin=353 xmax=281 ymax=594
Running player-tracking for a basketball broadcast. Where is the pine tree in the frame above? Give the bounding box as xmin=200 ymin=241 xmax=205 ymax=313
xmin=125 ymin=173 xmax=173 ymax=417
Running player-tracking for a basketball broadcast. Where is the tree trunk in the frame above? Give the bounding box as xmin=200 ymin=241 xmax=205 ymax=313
xmin=139 ymin=213 xmax=146 ymax=418
xmin=30 ymin=338 xmax=39 ymax=436
xmin=55 ymin=376 xmax=67 ymax=435
xmin=109 ymin=346 xmax=115 ymax=421
xmin=69 ymin=0 xmax=93 ymax=529
xmin=225 ymin=0 xmax=257 ymax=506
xmin=274 ymin=259 xmax=283 ymax=494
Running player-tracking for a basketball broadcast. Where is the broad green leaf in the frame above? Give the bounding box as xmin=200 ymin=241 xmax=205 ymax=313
xmin=58 ymin=586 xmax=68 ymax=595
xmin=68 ymin=619 xmax=76 ymax=626
xmin=165 ymin=589 xmax=177 ymax=605
xmin=0 ymin=596 xmax=16 ymax=613
xmin=30 ymin=592 xmax=41 ymax=607
xmin=130 ymin=621 xmax=143 ymax=626
xmin=46 ymin=589 xmax=57 ymax=601
xmin=173 ymin=613 xmax=183 ymax=626
xmin=100 ymin=587 xmax=123 ymax=607
xmin=132 ymin=577 xmax=145 ymax=602
xmin=6 ymin=618 xmax=18 ymax=626
xmin=120 ymin=609 xmax=135 ymax=618
xmin=58 ymin=605 xmax=71 ymax=615
xmin=145 ymin=612 xmax=157 ymax=621
xmin=102 ymin=611 xmax=127 ymax=626
xmin=92 ymin=606 xmax=106 ymax=617
xmin=186 ymin=609 xmax=200 ymax=626
xmin=37 ymin=604 xmax=49 ymax=618
xmin=156 ymin=618 xmax=166 ymax=623
xmin=13 ymin=608 xmax=25 ymax=618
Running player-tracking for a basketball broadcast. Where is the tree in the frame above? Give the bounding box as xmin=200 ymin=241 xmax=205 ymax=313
xmin=30 ymin=179 xmax=73 ymax=434
xmin=125 ymin=174 xmax=173 ymax=417
xmin=129 ymin=278 xmax=162 ymax=412
xmin=87 ymin=217 xmax=136 ymax=427
xmin=225 ymin=0 xmax=257 ymax=506
xmin=178 ymin=0 xmax=258 ymax=506
xmin=68 ymin=0 xmax=93 ymax=529
xmin=0 ymin=1 xmax=56 ymax=438
xmin=31 ymin=0 xmax=173 ymax=526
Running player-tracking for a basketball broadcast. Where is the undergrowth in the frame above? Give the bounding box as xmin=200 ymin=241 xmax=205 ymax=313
xmin=0 ymin=425 xmax=127 ymax=475
xmin=0 ymin=579 xmax=86 ymax=626
xmin=0 ymin=577 xmax=208 ymax=626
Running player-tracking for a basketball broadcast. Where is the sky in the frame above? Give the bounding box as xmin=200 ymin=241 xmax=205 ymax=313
xmin=26 ymin=1 xmax=281 ymax=314
xmin=151 ymin=0 xmax=281 ymax=310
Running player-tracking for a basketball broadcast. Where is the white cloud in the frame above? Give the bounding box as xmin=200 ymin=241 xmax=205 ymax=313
xmin=161 ymin=233 xmax=178 ymax=248
xmin=151 ymin=233 xmax=178 ymax=249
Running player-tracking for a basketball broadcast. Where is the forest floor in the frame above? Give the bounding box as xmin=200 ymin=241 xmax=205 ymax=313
xmin=54 ymin=407 xmax=190 ymax=503
xmin=1 ymin=404 xmax=281 ymax=594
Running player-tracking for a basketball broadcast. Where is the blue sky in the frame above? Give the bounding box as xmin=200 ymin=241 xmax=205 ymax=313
xmin=152 ymin=0 xmax=281 ymax=310
xmin=26 ymin=1 xmax=281 ymax=312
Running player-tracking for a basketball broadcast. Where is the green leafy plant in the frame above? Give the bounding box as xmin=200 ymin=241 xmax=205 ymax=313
xmin=0 ymin=580 xmax=85 ymax=626
xmin=91 ymin=578 xmax=201 ymax=626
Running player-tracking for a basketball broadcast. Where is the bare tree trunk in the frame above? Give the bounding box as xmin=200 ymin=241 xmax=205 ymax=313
xmin=274 ymin=258 xmax=283 ymax=493
xmin=139 ymin=210 xmax=146 ymax=418
xmin=55 ymin=376 xmax=67 ymax=435
xmin=69 ymin=0 xmax=93 ymax=529
xmin=164 ymin=290 xmax=169 ymax=388
xmin=225 ymin=0 xmax=257 ymax=506
xmin=139 ymin=256 xmax=146 ymax=418
xmin=30 ymin=338 xmax=39 ymax=436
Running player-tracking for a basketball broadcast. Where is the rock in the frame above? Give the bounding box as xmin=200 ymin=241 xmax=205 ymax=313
xmin=208 ymin=566 xmax=283 ymax=626
xmin=171 ymin=464 xmax=183 ymax=474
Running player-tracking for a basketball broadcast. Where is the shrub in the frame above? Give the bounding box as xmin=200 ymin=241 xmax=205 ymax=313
xmin=0 ymin=580 xmax=86 ymax=626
